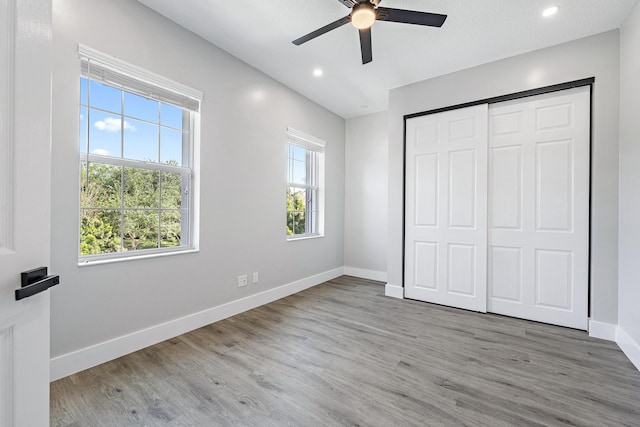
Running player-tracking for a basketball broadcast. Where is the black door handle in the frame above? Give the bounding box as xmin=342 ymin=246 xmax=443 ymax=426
xmin=15 ymin=266 xmax=60 ymax=301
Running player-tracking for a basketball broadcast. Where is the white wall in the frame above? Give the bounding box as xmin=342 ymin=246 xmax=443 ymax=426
xmin=344 ymin=112 xmax=388 ymax=281
xmin=387 ymin=31 xmax=621 ymax=325
xmin=618 ymin=0 xmax=640 ymax=367
xmin=50 ymin=0 xmax=345 ymax=365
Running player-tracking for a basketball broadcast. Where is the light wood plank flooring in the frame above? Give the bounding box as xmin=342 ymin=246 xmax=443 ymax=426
xmin=51 ymin=276 xmax=640 ymax=426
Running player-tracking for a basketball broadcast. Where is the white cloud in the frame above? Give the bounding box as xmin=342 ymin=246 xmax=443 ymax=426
xmin=91 ymin=148 xmax=110 ymax=156
xmin=93 ymin=117 xmax=136 ymax=132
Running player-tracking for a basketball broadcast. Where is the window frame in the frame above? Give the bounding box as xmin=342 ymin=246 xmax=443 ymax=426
xmin=78 ymin=45 xmax=202 ymax=264
xmin=286 ymin=127 xmax=325 ymax=240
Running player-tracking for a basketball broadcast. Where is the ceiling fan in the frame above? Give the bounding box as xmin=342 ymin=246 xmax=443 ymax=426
xmin=292 ymin=0 xmax=447 ymax=65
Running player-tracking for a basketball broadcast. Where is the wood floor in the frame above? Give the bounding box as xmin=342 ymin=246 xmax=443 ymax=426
xmin=50 ymin=276 xmax=640 ymax=426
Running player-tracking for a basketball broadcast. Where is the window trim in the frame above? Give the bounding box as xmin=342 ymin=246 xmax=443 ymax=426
xmin=77 ymin=46 xmax=202 ymax=264
xmin=286 ymin=127 xmax=325 ymax=241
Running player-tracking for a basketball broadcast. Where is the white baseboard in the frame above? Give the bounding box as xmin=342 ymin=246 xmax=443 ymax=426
xmin=50 ymin=267 xmax=344 ymax=382
xmin=588 ymin=320 xmax=617 ymax=341
xmin=617 ymin=326 xmax=640 ymax=371
xmin=343 ymin=266 xmax=387 ymax=282
xmin=385 ymin=283 xmax=404 ymax=299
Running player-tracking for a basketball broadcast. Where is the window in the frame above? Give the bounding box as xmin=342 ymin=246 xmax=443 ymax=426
xmin=78 ymin=45 xmax=202 ymax=262
xmin=286 ymin=128 xmax=325 ymax=239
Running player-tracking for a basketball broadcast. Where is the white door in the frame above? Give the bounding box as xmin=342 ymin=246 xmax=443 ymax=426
xmin=0 ymin=0 xmax=52 ymax=425
xmin=488 ymin=87 xmax=590 ymax=329
xmin=405 ymin=105 xmax=488 ymax=312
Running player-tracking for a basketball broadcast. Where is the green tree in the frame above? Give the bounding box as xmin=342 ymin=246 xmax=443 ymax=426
xmin=159 ymin=171 xmax=182 ymax=248
xmin=80 ymin=160 xmax=184 ymax=255
xmin=287 ymin=188 xmax=306 ymax=235
xmin=80 ymin=213 xmax=120 ymax=255
xmin=123 ymin=167 xmax=159 ymax=250
xmin=80 ymin=162 xmax=122 ymax=255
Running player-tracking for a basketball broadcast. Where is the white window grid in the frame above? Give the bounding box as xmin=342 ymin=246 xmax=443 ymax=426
xmin=78 ymin=45 xmax=202 ymax=262
xmin=287 ymin=147 xmax=319 ymax=235
xmin=286 ymin=127 xmax=325 ymax=239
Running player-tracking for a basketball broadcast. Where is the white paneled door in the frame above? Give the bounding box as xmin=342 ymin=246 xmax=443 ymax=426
xmin=404 ymin=87 xmax=590 ymax=330
xmin=0 ymin=0 xmax=52 ymax=425
xmin=488 ymin=87 xmax=590 ymax=329
xmin=404 ymin=105 xmax=488 ymax=312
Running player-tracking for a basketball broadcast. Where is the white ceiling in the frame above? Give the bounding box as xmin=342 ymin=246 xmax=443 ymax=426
xmin=137 ymin=0 xmax=637 ymax=119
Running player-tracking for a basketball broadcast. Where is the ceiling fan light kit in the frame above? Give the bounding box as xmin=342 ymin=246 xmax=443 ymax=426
xmin=351 ymin=3 xmax=376 ymax=29
xmin=292 ymin=0 xmax=447 ymax=64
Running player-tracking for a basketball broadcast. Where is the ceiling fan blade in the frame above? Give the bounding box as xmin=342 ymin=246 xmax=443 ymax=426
xmin=292 ymin=16 xmax=351 ymax=45
xmin=376 ymin=7 xmax=447 ymax=27
xmin=336 ymin=0 xmax=358 ymax=8
xmin=359 ymin=28 xmax=372 ymax=64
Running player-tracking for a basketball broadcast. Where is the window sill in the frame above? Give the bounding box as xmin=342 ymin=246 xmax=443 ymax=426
xmin=287 ymin=234 xmax=324 ymax=242
xmin=78 ymin=247 xmax=199 ymax=267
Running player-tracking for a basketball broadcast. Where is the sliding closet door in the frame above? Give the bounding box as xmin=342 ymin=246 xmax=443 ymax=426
xmin=405 ymin=105 xmax=488 ymax=312
xmin=488 ymin=87 xmax=590 ymax=329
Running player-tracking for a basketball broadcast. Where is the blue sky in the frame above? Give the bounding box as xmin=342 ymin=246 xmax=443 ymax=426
xmin=80 ymin=77 xmax=185 ymax=165
xmin=81 ymin=77 xmax=310 ymax=184
xmin=288 ymin=144 xmax=308 ymax=186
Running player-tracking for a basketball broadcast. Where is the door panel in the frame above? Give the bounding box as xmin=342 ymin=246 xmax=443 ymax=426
xmin=535 ymin=102 xmax=572 ymax=131
xmin=414 ymin=242 xmax=438 ymax=289
xmin=536 ymin=139 xmax=573 ymax=231
xmin=488 ymin=87 xmax=589 ymax=329
xmin=0 ymin=0 xmax=52 ymax=424
xmin=490 ymin=146 xmax=522 ymax=229
xmin=405 ymin=105 xmax=488 ymax=312
xmin=448 ymin=244 xmax=476 ymax=296
xmin=448 ymin=117 xmax=476 ymax=140
xmin=415 ymin=154 xmax=438 ymax=226
xmin=489 ymin=246 xmax=522 ymax=302
xmin=535 ymin=249 xmax=573 ymax=310
xmin=491 ymin=111 xmax=522 ymax=135
xmin=449 ymin=149 xmax=476 ymax=228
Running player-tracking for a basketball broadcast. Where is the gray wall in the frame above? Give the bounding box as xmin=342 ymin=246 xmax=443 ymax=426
xmin=50 ymin=0 xmax=345 ymax=358
xmin=619 ymin=2 xmax=640 ymax=344
xmin=387 ymin=31 xmax=621 ymax=325
xmin=344 ymin=112 xmax=388 ymax=276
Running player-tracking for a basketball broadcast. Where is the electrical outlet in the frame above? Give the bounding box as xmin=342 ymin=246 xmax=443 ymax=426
xmin=238 ymin=275 xmax=248 ymax=287
xmin=252 ymin=272 xmax=259 ymax=284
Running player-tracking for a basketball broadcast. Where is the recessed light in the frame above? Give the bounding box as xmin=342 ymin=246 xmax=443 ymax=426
xmin=313 ymin=68 xmax=323 ymax=77
xmin=542 ymin=6 xmax=559 ymax=17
